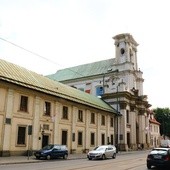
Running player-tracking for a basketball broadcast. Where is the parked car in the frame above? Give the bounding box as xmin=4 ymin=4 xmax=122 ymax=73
xmin=160 ymin=139 xmax=170 ymax=148
xmin=34 ymin=144 xmax=68 ymax=160
xmin=87 ymin=145 xmax=116 ymax=160
xmin=146 ymin=147 xmax=170 ymax=169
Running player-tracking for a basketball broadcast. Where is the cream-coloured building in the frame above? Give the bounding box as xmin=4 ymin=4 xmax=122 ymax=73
xmin=147 ymin=109 xmax=161 ymax=148
xmin=0 ymin=59 xmax=117 ymax=156
xmin=48 ymin=33 xmax=160 ymax=151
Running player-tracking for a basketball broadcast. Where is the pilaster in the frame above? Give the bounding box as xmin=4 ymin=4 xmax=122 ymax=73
xmin=2 ymin=89 xmax=14 ymax=156
xmin=32 ymin=97 xmax=41 ymax=150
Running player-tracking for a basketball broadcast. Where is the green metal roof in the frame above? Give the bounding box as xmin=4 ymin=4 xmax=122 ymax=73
xmin=0 ymin=59 xmax=116 ymax=113
xmin=47 ymin=58 xmax=115 ymax=81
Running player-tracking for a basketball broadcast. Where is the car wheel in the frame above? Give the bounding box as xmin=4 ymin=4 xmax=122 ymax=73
xmin=36 ymin=156 xmax=40 ymax=159
xmin=63 ymin=154 xmax=68 ymax=159
xmin=147 ymin=164 xmax=152 ymax=169
xmin=88 ymin=157 xmax=92 ymax=160
xmin=112 ymin=153 xmax=116 ymax=159
xmin=46 ymin=155 xmax=51 ymax=160
xmin=102 ymin=154 xmax=106 ymax=160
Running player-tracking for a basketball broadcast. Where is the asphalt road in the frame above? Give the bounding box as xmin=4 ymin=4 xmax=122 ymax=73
xmin=0 ymin=151 xmax=151 ymax=170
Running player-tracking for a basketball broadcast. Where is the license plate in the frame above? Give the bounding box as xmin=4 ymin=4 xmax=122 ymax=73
xmin=154 ymin=155 xmax=162 ymax=159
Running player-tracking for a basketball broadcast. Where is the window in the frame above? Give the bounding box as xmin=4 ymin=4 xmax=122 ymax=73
xmin=20 ymin=95 xmax=28 ymax=112
xmin=111 ymin=134 xmax=114 ymax=145
xmin=101 ymin=134 xmax=105 ymax=145
xmin=110 ymin=117 xmax=114 ymax=127
xmin=126 ymin=110 xmax=129 ymax=123
xmin=78 ymin=110 xmax=83 ymax=122
xmin=78 ymin=131 xmax=83 ymax=145
xmin=101 ymin=115 xmax=105 ymax=125
xmin=63 ymin=106 xmax=68 ymax=119
xmin=43 ymin=124 xmax=49 ymax=130
xmin=85 ymin=89 xmax=91 ymax=94
xmin=91 ymin=112 xmax=95 ymax=124
xmin=44 ymin=101 xmax=51 ymax=116
xmin=17 ymin=126 xmax=26 ymax=145
xmin=96 ymin=86 xmax=104 ymax=96
xmin=91 ymin=133 xmax=95 ymax=146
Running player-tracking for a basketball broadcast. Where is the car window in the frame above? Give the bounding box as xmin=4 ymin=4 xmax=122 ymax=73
xmin=42 ymin=145 xmax=54 ymax=150
xmin=94 ymin=146 xmax=106 ymax=151
xmin=54 ymin=145 xmax=61 ymax=150
xmin=151 ymin=149 xmax=168 ymax=155
xmin=108 ymin=147 xmax=113 ymax=150
xmin=60 ymin=145 xmax=67 ymax=150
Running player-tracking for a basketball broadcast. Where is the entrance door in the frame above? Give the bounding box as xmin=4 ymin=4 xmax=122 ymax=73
xmin=42 ymin=135 xmax=49 ymax=148
xmin=127 ymin=133 xmax=130 ymax=148
xmin=62 ymin=130 xmax=67 ymax=145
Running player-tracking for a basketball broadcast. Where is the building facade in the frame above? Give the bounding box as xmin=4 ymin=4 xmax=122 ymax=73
xmin=48 ymin=33 xmax=160 ymax=151
xmin=0 ymin=59 xmax=116 ymax=156
xmin=147 ymin=109 xmax=161 ymax=148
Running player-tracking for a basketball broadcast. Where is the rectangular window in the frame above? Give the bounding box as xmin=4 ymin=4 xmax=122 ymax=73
xmin=96 ymin=86 xmax=104 ymax=96
xmin=110 ymin=117 xmax=114 ymax=127
xmin=20 ymin=95 xmax=28 ymax=112
xmin=44 ymin=101 xmax=51 ymax=116
xmin=101 ymin=115 xmax=105 ymax=125
xmin=126 ymin=110 xmax=129 ymax=123
xmin=63 ymin=106 xmax=68 ymax=119
xmin=111 ymin=134 xmax=114 ymax=145
xmin=78 ymin=131 xmax=83 ymax=145
xmin=17 ymin=126 xmax=26 ymax=145
xmin=91 ymin=112 xmax=95 ymax=124
xmin=101 ymin=133 xmax=105 ymax=145
xmin=91 ymin=133 xmax=95 ymax=146
xmin=43 ymin=124 xmax=49 ymax=130
xmin=78 ymin=110 xmax=83 ymax=122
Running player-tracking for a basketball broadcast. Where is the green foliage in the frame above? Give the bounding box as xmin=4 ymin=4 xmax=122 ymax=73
xmin=153 ymin=108 xmax=170 ymax=138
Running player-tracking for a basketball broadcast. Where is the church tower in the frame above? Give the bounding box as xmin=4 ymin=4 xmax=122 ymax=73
xmin=113 ymin=33 xmax=138 ymax=71
xmin=113 ymin=33 xmax=143 ymax=96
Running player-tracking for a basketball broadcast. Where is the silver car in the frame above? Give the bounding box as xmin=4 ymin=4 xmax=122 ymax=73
xmin=87 ymin=145 xmax=116 ymax=160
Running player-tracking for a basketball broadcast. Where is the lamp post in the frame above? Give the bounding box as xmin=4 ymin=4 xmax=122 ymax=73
xmin=116 ymin=84 xmax=120 ymax=153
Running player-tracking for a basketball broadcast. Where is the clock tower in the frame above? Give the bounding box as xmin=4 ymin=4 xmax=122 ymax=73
xmin=113 ymin=33 xmax=139 ymax=71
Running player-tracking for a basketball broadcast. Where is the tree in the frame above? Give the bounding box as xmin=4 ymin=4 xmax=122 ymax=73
xmin=153 ymin=108 xmax=170 ymax=138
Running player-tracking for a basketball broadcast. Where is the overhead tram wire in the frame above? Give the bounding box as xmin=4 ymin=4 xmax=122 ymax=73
xmin=0 ymin=37 xmax=85 ymax=77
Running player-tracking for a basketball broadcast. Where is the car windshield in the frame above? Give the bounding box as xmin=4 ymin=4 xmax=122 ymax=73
xmin=42 ymin=145 xmax=54 ymax=150
xmin=94 ymin=146 xmax=106 ymax=151
xmin=151 ymin=149 xmax=168 ymax=155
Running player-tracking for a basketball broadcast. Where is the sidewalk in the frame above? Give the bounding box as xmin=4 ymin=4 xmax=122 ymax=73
xmin=0 ymin=153 xmax=87 ymax=165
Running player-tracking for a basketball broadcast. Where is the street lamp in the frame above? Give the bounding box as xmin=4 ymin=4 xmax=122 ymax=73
xmin=115 ymin=80 xmax=124 ymax=152
xmin=116 ymin=83 xmax=121 ymax=152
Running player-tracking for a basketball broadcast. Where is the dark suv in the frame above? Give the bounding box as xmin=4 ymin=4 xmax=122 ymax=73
xmin=146 ymin=147 xmax=170 ymax=169
xmin=34 ymin=144 xmax=68 ymax=160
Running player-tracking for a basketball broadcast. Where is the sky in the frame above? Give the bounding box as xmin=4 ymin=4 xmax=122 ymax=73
xmin=0 ymin=0 xmax=169 ymax=109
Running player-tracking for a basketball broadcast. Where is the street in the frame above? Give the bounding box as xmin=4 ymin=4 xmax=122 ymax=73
xmin=0 ymin=151 xmax=150 ymax=170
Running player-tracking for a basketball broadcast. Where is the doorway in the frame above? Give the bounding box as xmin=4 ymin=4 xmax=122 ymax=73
xmin=127 ymin=132 xmax=130 ymax=148
xmin=62 ymin=130 xmax=67 ymax=145
xmin=42 ymin=135 xmax=49 ymax=148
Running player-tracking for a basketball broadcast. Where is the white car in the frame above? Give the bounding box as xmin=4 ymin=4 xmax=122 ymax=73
xmin=87 ymin=145 xmax=116 ymax=160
